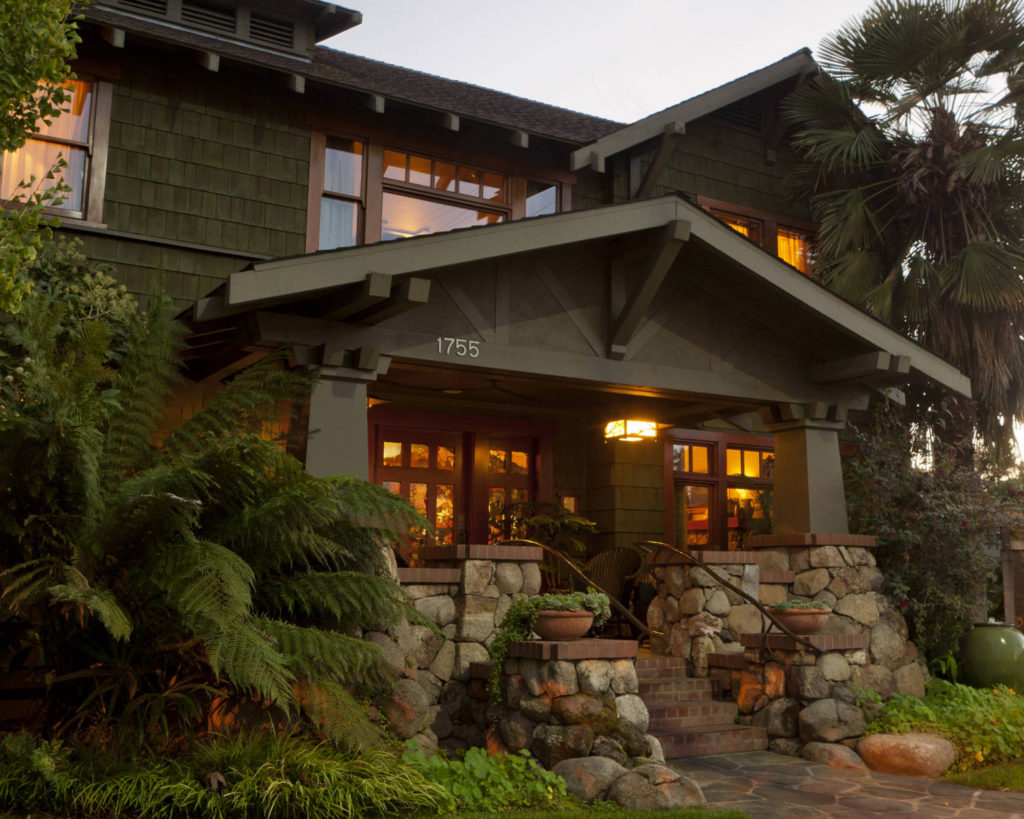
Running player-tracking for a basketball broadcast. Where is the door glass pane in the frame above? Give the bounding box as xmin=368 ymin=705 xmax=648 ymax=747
xmin=691 ymin=445 xmax=710 ymax=474
xmin=743 ymin=450 xmax=760 ymax=478
xmin=319 ymin=196 xmax=358 ymax=250
xmin=676 ymin=485 xmax=710 ymax=547
xmin=510 ymin=450 xmax=528 ymax=475
xmin=409 ymin=482 xmax=428 ymax=515
xmin=382 ymin=441 xmax=402 ymax=467
xmin=760 ymin=451 xmax=775 ymax=479
xmin=383 ymin=149 xmax=406 ymax=180
xmin=728 ymin=487 xmax=772 ymax=548
xmin=409 ymin=154 xmax=431 ymax=187
xmin=324 ymin=138 xmax=362 ymax=196
xmin=672 ymin=443 xmax=687 ymax=472
xmin=436 ymin=484 xmax=454 ymax=544
xmin=488 ymin=487 xmax=506 ymax=542
xmin=489 ymin=448 xmax=507 ymax=473
xmin=410 ymin=443 xmax=429 ymax=468
xmin=510 ymin=487 xmax=527 ymax=505
xmin=381 ymin=192 xmax=503 ymax=241
xmin=526 ymin=180 xmax=557 ymax=217
xmin=726 ymin=447 xmax=742 ymax=476
xmin=437 ymin=445 xmax=455 ymax=470
xmin=381 ymin=481 xmax=401 ymax=494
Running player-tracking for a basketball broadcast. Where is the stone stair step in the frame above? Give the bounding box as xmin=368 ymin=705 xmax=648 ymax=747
xmin=647 ymin=700 xmax=738 ymax=731
xmin=655 ymin=724 xmax=768 ymax=759
xmin=638 ymin=678 xmax=716 ymax=701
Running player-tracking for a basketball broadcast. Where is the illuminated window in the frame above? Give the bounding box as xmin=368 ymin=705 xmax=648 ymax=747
xmin=702 ymin=198 xmax=816 ymax=278
xmin=319 ymin=137 xmax=363 ymax=250
xmin=777 ymin=227 xmax=815 ymax=275
xmin=1 ymin=79 xmax=111 ymax=221
xmin=712 ymin=210 xmax=761 ymax=245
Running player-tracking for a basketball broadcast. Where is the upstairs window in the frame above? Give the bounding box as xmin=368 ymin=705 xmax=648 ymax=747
xmin=1 ymin=79 xmax=110 ymax=222
xmin=307 ymin=132 xmax=567 ymax=252
xmin=703 ymin=197 xmax=816 ymax=279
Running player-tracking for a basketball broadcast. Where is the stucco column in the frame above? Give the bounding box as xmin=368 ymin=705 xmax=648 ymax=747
xmin=764 ymin=414 xmax=848 ymax=535
xmin=305 ymin=377 xmax=368 ymax=479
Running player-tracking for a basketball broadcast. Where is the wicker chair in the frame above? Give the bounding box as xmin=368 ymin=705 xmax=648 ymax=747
xmin=571 ymin=546 xmax=646 ymax=636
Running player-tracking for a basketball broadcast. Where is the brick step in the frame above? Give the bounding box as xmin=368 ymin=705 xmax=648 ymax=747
xmin=396 ymin=567 xmax=461 ymax=584
xmin=635 ymin=660 xmax=689 ymax=680
xmin=655 ymin=724 xmax=768 ymax=759
xmin=639 ymin=678 xmax=716 ymax=702
xmin=636 ymin=655 xmax=688 ymax=670
xmin=647 ymin=700 xmax=738 ymax=731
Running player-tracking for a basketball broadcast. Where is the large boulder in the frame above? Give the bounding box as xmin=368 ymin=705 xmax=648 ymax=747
xmin=386 ymin=679 xmax=432 ymax=739
xmin=529 ymin=724 xmax=594 ymax=768
xmin=607 ymin=764 xmax=706 ymax=811
xmin=801 ymin=741 xmax=867 ymax=769
xmin=858 ymin=732 xmax=957 ymax=777
xmin=552 ymin=693 xmax=604 ymax=724
xmin=752 ymin=696 xmax=800 ymax=738
xmin=798 ymin=698 xmax=865 ymax=743
xmin=552 ymin=756 xmax=627 ymax=803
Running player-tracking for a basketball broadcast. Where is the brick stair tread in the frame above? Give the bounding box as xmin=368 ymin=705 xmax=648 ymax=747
xmin=647 ymin=700 xmax=736 ymax=719
xmin=655 ymin=724 xmax=768 ymax=758
xmin=639 ymin=679 xmax=716 ymax=699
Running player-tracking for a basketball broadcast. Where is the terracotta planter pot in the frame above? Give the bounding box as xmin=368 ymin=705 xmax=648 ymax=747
xmin=772 ymin=608 xmax=832 ymax=634
xmin=533 ymin=609 xmax=595 ymax=641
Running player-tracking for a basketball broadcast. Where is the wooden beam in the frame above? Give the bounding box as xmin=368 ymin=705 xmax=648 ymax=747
xmin=442 ymin=112 xmax=460 ymax=131
xmin=101 ymin=27 xmax=125 ymax=48
xmin=286 ymin=74 xmax=305 ymax=94
xmin=351 ymin=276 xmax=431 ymax=324
xmin=321 ymin=271 xmax=392 ymax=320
xmin=631 ymin=123 xmax=683 ymax=200
xmin=608 ymin=219 xmax=690 ymax=359
xmin=366 ymin=94 xmax=385 ymax=114
xmin=809 ymin=351 xmax=913 ymax=385
xmin=510 ymin=130 xmax=529 ymax=149
xmin=197 ymin=51 xmax=220 ymax=72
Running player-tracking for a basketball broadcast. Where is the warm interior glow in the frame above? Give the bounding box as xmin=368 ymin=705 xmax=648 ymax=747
xmin=604 ymin=419 xmax=658 ymax=442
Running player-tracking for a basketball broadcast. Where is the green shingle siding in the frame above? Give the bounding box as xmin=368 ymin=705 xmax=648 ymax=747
xmin=92 ymin=50 xmax=310 ymax=302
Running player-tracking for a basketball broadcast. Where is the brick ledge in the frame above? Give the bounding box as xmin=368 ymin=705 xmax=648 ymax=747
xmin=744 ymin=533 xmax=877 ymax=548
xmin=507 ymin=638 xmax=638 ymax=660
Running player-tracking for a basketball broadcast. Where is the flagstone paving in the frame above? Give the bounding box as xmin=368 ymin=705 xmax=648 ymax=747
xmin=670 ymin=751 xmax=1024 ymax=817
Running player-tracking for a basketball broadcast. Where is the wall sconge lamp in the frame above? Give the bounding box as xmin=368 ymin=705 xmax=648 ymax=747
xmin=604 ymin=419 xmax=658 ymax=442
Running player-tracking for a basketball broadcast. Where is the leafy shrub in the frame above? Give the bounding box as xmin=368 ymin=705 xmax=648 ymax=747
xmin=866 ymin=679 xmax=1024 ymax=771
xmin=402 ymin=742 xmax=568 ymax=812
xmin=486 ymin=589 xmax=610 ymax=703
xmin=0 ymin=731 xmax=449 ymax=818
xmin=766 ymin=599 xmax=831 ymax=610
xmin=843 ymin=403 xmax=1020 ymax=662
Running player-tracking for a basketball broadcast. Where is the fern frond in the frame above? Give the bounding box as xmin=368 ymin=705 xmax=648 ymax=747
xmin=48 ymin=565 xmax=132 ymax=640
xmin=257 ymin=572 xmax=411 ymax=631
xmin=257 ymin=616 xmax=384 ymax=684
xmin=294 ymin=679 xmax=384 ymax=750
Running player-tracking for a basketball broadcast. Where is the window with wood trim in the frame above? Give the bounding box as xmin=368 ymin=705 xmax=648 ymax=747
xmin=666 ymin=430 xmax=774 ymax=550
xmin=308 ymin=132 xmax=566 ymax=251
xmin=701 ymin=197 xmax=816 ymax=278
xmin=1 ymin=78 xmax=112 ymax=223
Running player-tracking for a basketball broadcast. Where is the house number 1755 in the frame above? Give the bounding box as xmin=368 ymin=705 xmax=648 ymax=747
xmin=436 ymin=337 xmax=480 ymax=358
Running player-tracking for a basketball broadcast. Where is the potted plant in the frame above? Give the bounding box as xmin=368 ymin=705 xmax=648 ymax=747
xmin=487 ymin=589 xmax=611 ymax=703
xmin=767 ymin=599 xmax=832 ymax=634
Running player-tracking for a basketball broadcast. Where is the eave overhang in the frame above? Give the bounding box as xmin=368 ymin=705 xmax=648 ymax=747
xmin=570 ymin=49 xmax=819 ymax=172
xmin=210 ymin=195 xmax=970 ymax=400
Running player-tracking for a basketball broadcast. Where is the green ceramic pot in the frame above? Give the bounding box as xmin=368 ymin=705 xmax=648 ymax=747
xmin=960 ymin=623 xmax=1024 ymax=691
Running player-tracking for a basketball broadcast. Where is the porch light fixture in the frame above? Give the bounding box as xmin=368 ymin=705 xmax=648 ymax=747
xmin=604 ymin=419 xmax=658 ymax=442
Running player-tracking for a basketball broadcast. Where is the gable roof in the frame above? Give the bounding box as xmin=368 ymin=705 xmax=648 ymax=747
xmin=214 ymin=194 xmax=968 ymax=399
xmin=570 ymin=49 xmax=819 ymax=171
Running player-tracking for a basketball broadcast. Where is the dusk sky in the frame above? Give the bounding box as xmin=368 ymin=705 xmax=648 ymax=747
xmin=325 ymin=1 xmax=879 ymax=124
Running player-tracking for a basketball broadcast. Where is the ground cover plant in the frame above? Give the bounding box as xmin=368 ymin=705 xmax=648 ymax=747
xmin=865 ymin=678 xmax=1024 ymax=772
xmin=0 ymin=731 xmax=450 ymax=818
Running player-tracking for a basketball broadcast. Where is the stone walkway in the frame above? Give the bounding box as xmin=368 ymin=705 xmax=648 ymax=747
xmin=671 ymin=751 xmax=1024 ymax=817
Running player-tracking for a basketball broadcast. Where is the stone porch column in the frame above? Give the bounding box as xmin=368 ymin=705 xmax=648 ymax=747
xmin=305 ymin=377 xmax=369 ymax=479
xmin=762 ymin=404 xmax=848 ymax=535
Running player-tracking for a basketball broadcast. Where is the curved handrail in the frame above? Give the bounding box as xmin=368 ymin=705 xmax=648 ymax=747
xmin=636 ymin=540 xmax=825 ymax=655
xmin=495 ymin=538 xmax=658 ymax=639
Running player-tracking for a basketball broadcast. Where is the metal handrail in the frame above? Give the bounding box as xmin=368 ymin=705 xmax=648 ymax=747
xmin=495 ymin=538 xmax=658 ymax=639
xmin=636 ymin=540 xmax=824 ymax=655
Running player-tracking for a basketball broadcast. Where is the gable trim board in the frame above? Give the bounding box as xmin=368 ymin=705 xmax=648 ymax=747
xmin=218 ymin=194 xmax=970 ymax=400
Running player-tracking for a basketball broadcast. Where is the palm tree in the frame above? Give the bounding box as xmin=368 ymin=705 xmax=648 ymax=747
xmin=784 ymin=0 xmax=1024 ymax=459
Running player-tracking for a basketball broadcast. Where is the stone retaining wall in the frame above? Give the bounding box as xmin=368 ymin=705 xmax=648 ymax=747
xmin=372 ymin=544 xmax=542 ymax=752
xmin=495 ymin=639 xmax=663 ymax=769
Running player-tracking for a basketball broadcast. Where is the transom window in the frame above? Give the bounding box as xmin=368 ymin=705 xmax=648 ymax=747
xmin=309 ymin=132 xmax=565 ymax=252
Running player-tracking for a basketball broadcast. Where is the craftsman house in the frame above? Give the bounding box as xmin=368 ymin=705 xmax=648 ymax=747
xmin=3 ymin=0 xmax=969 ymax=561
